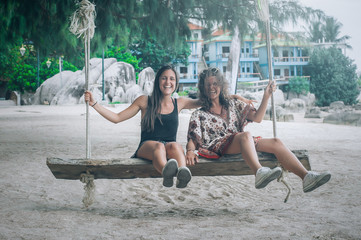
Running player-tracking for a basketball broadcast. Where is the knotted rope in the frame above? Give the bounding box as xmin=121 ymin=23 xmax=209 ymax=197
xmin=80 ymin=171 xmax=95 ymax=208
xmin=69 ymin=0 xmax=97 ymax=207
xmin=69 ymin=0 xmax=96 ymax=40
xmin=277 ymin=167 xmax=291 ymax=203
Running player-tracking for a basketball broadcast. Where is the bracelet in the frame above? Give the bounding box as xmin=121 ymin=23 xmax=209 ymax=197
xmin=186 ymin=149 xmax=195 ymax=152
xmin=91 ymin=101 xmax=97 ymax=107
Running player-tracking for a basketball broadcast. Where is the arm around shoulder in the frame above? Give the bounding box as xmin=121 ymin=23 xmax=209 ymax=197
xmin=177 ymin=97 xmax=201 ymax=111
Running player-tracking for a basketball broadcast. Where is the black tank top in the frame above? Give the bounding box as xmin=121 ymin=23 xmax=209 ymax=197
xmin=140 ymin=98 xmax=179 ymax=143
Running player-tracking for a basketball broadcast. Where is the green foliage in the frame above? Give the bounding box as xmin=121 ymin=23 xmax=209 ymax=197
xmin=129 ymin=38 xmax=190 ymax=72
xmin=305 ymin=47 xmax=359 ymax=106
xmin=0 ymin=43 xmax=78 ymax=93
xmin=40 ymin=58 xmax=78 ymax=84
xmin=287 ymin=76 xmax=310 ymax=96
xmin=104 ymin=46 xmax=141 ymax=72
xmin=177 ymin=87 xmax=198 ymax=97
xmin=1 ymin=0 xmax=319 ymax=66
xmin=7 ymin=63 xmax=37 ymax=93
xmin=357 ymin=74 xmax=361 ymax=89
xmin=308 ymin=16 xmax=351 ymax=49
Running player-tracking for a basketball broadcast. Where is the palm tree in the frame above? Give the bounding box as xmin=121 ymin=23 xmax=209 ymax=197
xmin=308 ymin=16 xmax=351 ymax=48
xmin=323 ymin=17 xmax=351 ymax=46
xmin=308 ymin=21 xmax=323 ymax=43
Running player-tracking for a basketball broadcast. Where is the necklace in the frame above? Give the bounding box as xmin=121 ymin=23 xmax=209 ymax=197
xmin=209 ymin=106 xmax=228 ymax=120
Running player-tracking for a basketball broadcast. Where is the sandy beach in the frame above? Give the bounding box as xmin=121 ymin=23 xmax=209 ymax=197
xmin=0 ymin=104 xmax=360 ymax=240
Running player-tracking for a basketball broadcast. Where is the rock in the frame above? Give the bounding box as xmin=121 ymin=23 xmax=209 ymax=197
xmin=138 ymin=67 xmax=155 ymax=96
xmin=354 ymin=102 xmax=361 ymax=110
xmin=125 ymin=84 xmax=142 ymax=103
xmin=305 ymin=107 xmax=322 ymax=118
xmin=283 ymin=98 xmax=306 ymax=112
xmin=323 ymin=111 xmax=361 ymax=126
xmin=32 ymin=58 xmax=152 ymax=105
xmin=330 ymin=101 xmax=345 ymax=110
xmin=33 ymin=70 xmax=79 ymax=105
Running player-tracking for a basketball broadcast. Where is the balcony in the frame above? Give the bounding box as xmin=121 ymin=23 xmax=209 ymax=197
xmin=216 ymin=53 xmax=230 ymax=59
xmin=240 ymin=53 xmax=259 ymax=58
xmin=238 ymin=73 xmax=261 ymax=82
xmin=273 ymin=57 xmax=309 ymax=66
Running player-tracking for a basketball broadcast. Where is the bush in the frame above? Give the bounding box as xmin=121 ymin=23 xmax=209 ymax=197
xmin=305 ymin=47 xmax=359 ymax=106
xmin=287 ymin=76 xmax=310 ymax=97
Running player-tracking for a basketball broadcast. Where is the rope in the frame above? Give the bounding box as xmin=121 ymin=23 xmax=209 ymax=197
xmin=80 ymin=170 xmax=95 ymax=208
xmin=69 ymin=0 xmax=96 ymax=40
xmin=69 ymin=0 xmax=97 ymax=207
xmin=277 ymin=167 xmax=291 ymax=203
xmin=257 ymin=0 xmax=292 ymax=203
xmin=69 ymin=0 xmax=96 ymax=159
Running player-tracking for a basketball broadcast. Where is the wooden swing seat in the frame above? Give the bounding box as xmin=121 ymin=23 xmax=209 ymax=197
xmin=47 ymin=150 xmax=311 ymax=180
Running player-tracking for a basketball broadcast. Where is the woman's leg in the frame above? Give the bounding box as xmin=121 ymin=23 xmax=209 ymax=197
xmin=224 ymin=132 xmax=282 ymax=189
xmin=136 ymin=141 xmax=167 ymax=174
xmin=165 ymin=142 xmax=186 ymax=167
xmin=224 ymin=132 xmax=262 ymax=174
xmin=165 ymin=142 xmax=191 ymax=188
xmin=256 ymin=138 xmax=308 ymax=179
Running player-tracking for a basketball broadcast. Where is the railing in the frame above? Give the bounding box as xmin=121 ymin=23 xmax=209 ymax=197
xmin=238 ymin=73 xmax=261 ymax=78
xmin=237 ymin=76 xmax=310 ymax=92
xmin=180 ymin=74 xmax=198 ymax=79
xmin=240 ymin=53 xmax=259 ymax=58
xmin=216 ymin=53 xmax=230 ymax=59
xmin=273 ymin=57 xmax=310 ymax=63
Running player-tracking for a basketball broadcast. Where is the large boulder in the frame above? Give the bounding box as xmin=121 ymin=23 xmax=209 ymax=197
xmin=32 ymin=58 xmax=150 ymax=105
xmin=138 ymin=67 xmax=155 ymax=96
xmin=323 ymin=111 xmax=361 ymax=126
xmin=304 ymin=107 xmax=322 ymax=118
xmin=283 ymin=98 xmax=306 ymax=112
xmin=32 ymin=70 xmax=81 ymax=105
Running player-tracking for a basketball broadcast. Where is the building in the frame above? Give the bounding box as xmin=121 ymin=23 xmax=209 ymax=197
xmin=177 ymin=23 xmax=312 ymax=92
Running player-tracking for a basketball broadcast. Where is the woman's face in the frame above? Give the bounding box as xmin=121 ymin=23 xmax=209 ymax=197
xmin=159 ymin=69 xmax=176 ymax=96
xmin=204 ymin=76 xmax=221 ymax=101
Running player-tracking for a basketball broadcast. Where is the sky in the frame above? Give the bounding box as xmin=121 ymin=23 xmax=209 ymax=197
xmin=290 ymin=0 xmax=361 ymax=74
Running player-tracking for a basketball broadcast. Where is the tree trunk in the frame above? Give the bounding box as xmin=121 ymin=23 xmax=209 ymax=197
xmin=226 ymin=26 xmax=241 ymax=95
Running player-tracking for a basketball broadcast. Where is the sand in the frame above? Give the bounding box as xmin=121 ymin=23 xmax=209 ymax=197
xmin=0 ymin=104 xmax=360 ymax=240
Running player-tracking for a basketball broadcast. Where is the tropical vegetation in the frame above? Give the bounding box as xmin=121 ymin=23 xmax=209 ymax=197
xmin=305 ymin=47 xmax=359 ymax=106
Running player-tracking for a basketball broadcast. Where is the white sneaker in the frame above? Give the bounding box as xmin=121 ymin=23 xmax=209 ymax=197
xmin=255 ymin=167 xmax=282 ymax=189
xmin=303 ymin=171 xmax=331 ymax=193
xmin=162 ymin=159 xmax=178 ymax=187
xmin=176 ymin=167 xmax=192 ymax=188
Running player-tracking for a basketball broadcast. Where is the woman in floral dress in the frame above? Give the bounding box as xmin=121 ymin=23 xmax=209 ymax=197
xmin=186 ymin=67 xmax=331 ymax=193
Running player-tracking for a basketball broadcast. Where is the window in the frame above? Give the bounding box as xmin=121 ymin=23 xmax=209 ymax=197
xmin=223 ymin=66 xmax=227 ymax=73
xmin=274 ymin=69 xmax=281 ymax=76
xmin=180 ymin=67 xmax=188 ymax=74
xmin=222 ymin=46 xmax=230 ymax=53
xmin=194 ymin=33 xmax=199 ymax=39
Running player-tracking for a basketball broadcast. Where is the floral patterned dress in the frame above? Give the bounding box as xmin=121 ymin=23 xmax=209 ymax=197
xmin=187 ymin=99 xmax=256 ymax=158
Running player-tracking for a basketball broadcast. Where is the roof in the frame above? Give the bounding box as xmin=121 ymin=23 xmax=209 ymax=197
xmin=188 ymin=22 xmax=203 ymax=30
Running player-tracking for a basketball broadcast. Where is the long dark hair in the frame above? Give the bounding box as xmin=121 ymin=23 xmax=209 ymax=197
xmin=197 ymin=67 xmax=230 ymax=111
xmin=141 ymin=64 xmax=179 ymax=132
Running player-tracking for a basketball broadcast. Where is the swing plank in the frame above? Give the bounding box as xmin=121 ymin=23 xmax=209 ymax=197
xmin=46 ymin=150 xmax=310 ymax=180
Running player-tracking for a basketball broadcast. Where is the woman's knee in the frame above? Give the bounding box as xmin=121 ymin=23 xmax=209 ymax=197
xmin=166 ymin=142 xmax=183 ymax=153
xmin=235 ymin=131 xmax=253 ymax=143
xmin=272 ymin=137 xmax=284 ymax=147
xmin=154 ymin=142 xmax=166 ymax=153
